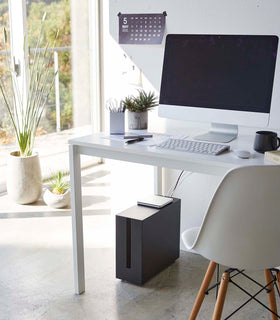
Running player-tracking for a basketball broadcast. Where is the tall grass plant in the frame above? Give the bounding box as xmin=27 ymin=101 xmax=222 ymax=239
xmin=0 ymin=13 xmax=58 ymax=156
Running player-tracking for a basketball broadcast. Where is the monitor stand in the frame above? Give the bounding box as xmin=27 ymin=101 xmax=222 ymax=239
xmin=194 ymin=123 xmax=238 ymax=143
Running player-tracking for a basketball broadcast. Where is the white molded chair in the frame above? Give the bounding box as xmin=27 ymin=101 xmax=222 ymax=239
xmin=182 ymin=165 xmax=280 ymax=320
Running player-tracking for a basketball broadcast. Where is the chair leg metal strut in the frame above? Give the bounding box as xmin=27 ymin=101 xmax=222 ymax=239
xmin=215 ymin=264 xmax=220 ymax=300
xmin=188 ymin=262 xmax=280 ymax=320
xmin=274 ymin=269 xmax=280 ymax=298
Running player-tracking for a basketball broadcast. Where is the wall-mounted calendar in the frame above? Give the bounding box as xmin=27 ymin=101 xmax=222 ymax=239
xmin=118 ymin=12 xmax=167 ymax=45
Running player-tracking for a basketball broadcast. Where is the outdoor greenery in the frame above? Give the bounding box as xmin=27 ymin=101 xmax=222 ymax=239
xmin=123 ymin=90 xmax=158 ymax=113
xmin=0 ymin=0 xmax=72 ymax=145
xmin=0 ymin=1 xmax=11 ymax=143
xmin=0 ymin=13 xmax=58 ymax=156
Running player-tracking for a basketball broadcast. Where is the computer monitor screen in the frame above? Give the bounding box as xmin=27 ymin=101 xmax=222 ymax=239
xmin=160 ymin=34 xmax=278 ymax=115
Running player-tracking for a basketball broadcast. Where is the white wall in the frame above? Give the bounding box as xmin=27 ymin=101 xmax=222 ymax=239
xmin=109 ymin=0 xmax=280 ymax=128
xmin=71 ymin=0 xmax=92 ymax=127
xmin=108 ymin=0 xmax=280 ymax=249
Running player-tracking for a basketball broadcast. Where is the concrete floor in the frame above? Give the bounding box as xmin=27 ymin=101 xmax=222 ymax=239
xmin=0 ymin=164 xmax=278 ymax=320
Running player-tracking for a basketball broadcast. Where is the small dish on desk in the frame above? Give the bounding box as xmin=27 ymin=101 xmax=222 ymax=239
xmin=234 ymin=150 xmax=251 ymax=159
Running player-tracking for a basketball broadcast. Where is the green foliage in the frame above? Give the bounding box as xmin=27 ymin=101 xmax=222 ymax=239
xmin=122 ymin=96 xmax=135 ymax=111
xmin=27 ymin=0 xmax=71 ymax=80
xmin=0 ymin=3 xmax=8 ymax=17
xmin=26 ymin=0 xmax=72 ymax=133
xmin=123 ymin=90 xmax=158 ymax=113
xmin=0 ymin=0 xmax=73 ymax=143
xmin=61 ymin=101 xmax=73 ymax=129
xmin=0 ymin=3 xmax=12 ymax=140
xmin=0 ymin=2 xmax=10 ymax=73
xmin=46 ymin=79 xmax=72 ymax=130
xmin=48 ymin=170 xmax=70 ymax=195
xmin=0 ymin=15 xmax=58 ymax=156
xmin=135 ymin=90 xmax=158 ymax=111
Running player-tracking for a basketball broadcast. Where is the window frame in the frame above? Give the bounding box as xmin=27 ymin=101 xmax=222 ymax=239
xmin=7 ymin=0 xmax=103 ymax=135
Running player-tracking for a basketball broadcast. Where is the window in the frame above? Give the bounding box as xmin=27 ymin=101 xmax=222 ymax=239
xmin=26 ymin=0 xmax=72 ymax=133
xmin=0 ymin=1 xmax=11 ymax=144
xmin=0 ymin=0 xmax=99 ymax=193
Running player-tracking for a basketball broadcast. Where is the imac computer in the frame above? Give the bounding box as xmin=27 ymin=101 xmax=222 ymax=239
xmin=159 ymin=34 xmax=279 ymax=142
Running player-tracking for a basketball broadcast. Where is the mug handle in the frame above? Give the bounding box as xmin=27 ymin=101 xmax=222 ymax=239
xmin=277 ymin=137 xmax=280 ymax=149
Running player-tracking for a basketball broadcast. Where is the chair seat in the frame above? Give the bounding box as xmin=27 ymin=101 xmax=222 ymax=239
xmin=182 ymin=227 xmax=200 ymax=250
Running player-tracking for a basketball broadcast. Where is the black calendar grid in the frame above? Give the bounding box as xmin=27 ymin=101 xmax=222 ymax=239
xmin=118 ymin=13 xmax=166 ymax=45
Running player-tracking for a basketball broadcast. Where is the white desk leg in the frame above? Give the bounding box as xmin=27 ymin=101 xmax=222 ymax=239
xmin=69 ymin=145 xmax=85 ymax=294
xmin=154 ymin=166 xmax=163 ymax=195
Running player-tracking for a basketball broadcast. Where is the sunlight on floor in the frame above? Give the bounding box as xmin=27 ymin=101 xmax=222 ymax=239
xmin=0 ymin=161 xmax=154 ymax=250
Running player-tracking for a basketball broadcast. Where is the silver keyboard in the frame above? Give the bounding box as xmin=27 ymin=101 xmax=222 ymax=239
xmin=156 ymin=138 xmax=230 ymax=155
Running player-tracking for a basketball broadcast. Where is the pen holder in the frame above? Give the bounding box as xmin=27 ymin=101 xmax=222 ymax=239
xmin=110 ymin=112 xmax=125 ymax=135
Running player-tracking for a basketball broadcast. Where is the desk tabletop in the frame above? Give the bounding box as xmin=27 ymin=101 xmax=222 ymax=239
xmin=69 ymin=131 xmax=272 ymax=176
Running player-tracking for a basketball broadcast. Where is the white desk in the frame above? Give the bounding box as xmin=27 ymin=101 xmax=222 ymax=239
xmin=69 ymin=131 xmax=268 ymax=294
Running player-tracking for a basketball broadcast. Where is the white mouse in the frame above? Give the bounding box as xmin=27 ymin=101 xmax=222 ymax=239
xmin=235 ymin=150 xmax=251 ymax=159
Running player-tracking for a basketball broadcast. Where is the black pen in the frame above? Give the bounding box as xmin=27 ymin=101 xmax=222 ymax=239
xmin=125 ymin=137 xmax=144 ymax=144
xmin=124 ymin=134 xmax=153 ymax=139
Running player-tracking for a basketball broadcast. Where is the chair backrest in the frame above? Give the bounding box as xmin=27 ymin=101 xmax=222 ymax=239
xmin=192 ymin=165 xmax=280 ymax=270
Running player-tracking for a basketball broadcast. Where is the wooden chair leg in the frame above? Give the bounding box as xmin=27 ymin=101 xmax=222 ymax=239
xmin=189 ymin=261 xmax=217 ymax=320
xmin=212 ymin=272 xmax=230 ymax=320
xmin=264 ymin=269 xmax=278 ymax=320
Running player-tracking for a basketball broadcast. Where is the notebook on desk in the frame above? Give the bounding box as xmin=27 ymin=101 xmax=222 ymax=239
xmin=137 ymin=195 xmax=173 ymax=208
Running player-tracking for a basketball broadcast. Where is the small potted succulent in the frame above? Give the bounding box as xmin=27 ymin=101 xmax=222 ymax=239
xmin=43 ymin=171 xmax=70 ymax=209
xmin=123 ymin=90 xmax=158 ymax=130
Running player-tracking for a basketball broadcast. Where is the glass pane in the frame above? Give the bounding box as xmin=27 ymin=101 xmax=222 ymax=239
xmin=0 ymin=0 xmax=11 ymax=145
xmin=26 ymin=0 xmax=72 ymax=134
xmin=0 ymin=1 xmax=95 ymax=193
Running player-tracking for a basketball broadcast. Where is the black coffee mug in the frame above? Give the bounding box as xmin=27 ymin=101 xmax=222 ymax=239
xmin=253 ymin=131 xmax=280 ymax=153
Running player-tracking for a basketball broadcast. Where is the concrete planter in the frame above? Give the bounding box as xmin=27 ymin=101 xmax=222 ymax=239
xmin=7 ymin=151 xmax=42 ymax=204
xmin=127 ymin=111 xmax=148 ymax=130
xmin=43 ymin=188 xmax=71 ymax=209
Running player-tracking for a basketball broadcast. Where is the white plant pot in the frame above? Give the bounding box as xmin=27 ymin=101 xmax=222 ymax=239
xmin=43 ymin=188 xmax=71 ymax=209
xmin=7 ymin=151 xmax=42 ymax=204
xmin=127 ymin=111 xmax=148 ymax=130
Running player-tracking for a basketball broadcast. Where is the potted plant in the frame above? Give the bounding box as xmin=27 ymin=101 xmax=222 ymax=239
xmin=0 ymin=13 xmax=58 ymax=204
xmin=124 ymin=90 xmax=158 ymax=130
xmin=43 ymin=171 xmax=70 ymax=209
